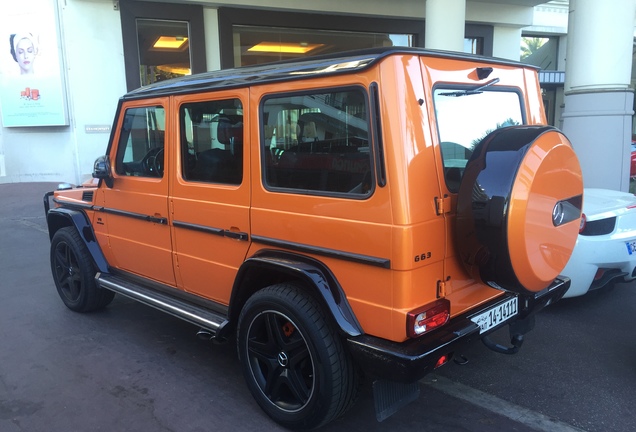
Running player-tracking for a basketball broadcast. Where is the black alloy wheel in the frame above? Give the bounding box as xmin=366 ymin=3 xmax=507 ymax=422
xmin=50 ymin=227 xmax=114 ymax=312
xmin=247 ymin=309 xmax=315 ymax=412
xmin=237 ymin=283 xmax=358 ymax=430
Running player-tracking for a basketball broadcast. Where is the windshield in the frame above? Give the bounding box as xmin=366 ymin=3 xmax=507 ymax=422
xmin=433 ymin=88 xmax=524 ymax=192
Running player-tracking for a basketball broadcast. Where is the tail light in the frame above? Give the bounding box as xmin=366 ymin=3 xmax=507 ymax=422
xmin=579 ymin=213 xmax=587 ymax=234
xmin=406 ymin=299 xmax=450 ymax=338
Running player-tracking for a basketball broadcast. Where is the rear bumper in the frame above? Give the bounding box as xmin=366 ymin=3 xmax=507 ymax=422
xmin=562 ymin=232 xmax=636 ymax=298
xmin=346 ymin=277 xmax=570 ymax=383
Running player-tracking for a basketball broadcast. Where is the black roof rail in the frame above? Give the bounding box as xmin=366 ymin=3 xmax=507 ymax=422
xmin=123 ymin=46 xmax=533 ymax=100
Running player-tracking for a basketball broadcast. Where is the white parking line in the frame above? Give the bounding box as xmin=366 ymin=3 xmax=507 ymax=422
xmin=16 ymin=218 xmax=49 ymax=234
xmin=422 ymin=374 xmax=586 ymax=432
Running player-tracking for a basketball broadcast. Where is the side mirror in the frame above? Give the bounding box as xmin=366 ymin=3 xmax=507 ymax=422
xmin=92 ymin=155 xmax=113 ymax=188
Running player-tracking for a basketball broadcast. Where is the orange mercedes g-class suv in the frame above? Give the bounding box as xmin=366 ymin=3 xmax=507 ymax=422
xmin=44 ymin=47 xmax=583 ymax=429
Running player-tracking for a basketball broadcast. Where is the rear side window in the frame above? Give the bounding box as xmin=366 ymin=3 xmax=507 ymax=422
xmin=261 ymin=88 xmax=373 ymax=197
xmin=433 ymin=88 xmax=523 ymax=192
xmin=115 ymin=106 xmax=165 ymax=177
xmin=179 ymin=99 xmax=243 ymax=185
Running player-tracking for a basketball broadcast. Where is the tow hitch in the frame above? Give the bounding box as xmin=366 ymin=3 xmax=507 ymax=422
xmin=454 ymin=354 xmax=469 ymax=365
xmin=482 ymin=315 xmax=535 ymax=355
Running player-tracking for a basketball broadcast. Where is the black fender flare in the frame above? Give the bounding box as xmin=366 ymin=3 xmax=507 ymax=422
xmin=226 ymin=249 xmax=363 ymax=338
xmin=46 ymin=207 xmax=109 ymax=274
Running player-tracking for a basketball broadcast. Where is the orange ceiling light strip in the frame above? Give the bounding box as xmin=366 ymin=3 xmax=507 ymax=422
xmin=153 ymin=36 xmax=188 ymax=50
xmin=248 ymin=42 xmax=324 ymax=54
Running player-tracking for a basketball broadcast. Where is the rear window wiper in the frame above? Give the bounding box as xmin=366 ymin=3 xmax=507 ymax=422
xmin=438 ymin=78 xmax=500 ymax=97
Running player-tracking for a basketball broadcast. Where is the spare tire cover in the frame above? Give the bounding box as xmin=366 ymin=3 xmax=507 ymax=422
xmin=456 ymin=126 xmax=583 ymax=295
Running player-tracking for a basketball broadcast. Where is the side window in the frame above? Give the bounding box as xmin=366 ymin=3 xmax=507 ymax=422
xmin=115 ymin=106 xmax=166 ymax=178
xmin=262 ymin=88 xmax=373 ymax=197
xmin=180 ymin=99 xmax=243 ymax=185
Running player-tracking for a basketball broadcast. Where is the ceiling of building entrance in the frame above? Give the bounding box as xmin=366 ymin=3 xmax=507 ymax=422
xmin=466 ymin=0 xmax=557 ymax=6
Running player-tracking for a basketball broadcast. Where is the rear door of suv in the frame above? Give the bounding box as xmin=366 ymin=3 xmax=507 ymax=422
xmin=422 ymin=57 xmax=525 ymax=311
xmin=170 ymin=90 xmax=251 ymax=304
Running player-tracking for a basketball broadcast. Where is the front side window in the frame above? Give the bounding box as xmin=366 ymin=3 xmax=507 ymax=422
xmin=115 ymin=106 xmax=166 ymax=178
xmin=262 ymin=88 xmax=372 ymax=197
xmin=180 ymin=99 xmax=243 ymax=185
xmin=434 ymin=88 xmax=523 ymax=192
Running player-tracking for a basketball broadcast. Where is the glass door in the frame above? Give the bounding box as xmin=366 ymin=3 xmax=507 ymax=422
xmin=119 ymin=1 xmax=205 ymax=91
xmin=136 ymin=19 xmax=191 ymax=87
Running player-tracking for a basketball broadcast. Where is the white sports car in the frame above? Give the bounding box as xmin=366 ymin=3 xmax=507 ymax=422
xmin=561 ymin=188 xmax=636 ymax=298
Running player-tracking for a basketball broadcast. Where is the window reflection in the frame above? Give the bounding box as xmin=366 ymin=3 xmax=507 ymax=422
xmin=136 ymin=19 xmax=191 ymax=86
xmin=233 ymin=25 xmax=412 ymax=67
xmin=262 ymin=89 xmax=373 ymax=196
xmin=434 ymin=89 xmax=524 ymax=192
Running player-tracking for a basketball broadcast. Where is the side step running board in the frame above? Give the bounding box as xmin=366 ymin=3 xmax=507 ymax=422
xmin=96 ymin=273 xmax=229 ymax=338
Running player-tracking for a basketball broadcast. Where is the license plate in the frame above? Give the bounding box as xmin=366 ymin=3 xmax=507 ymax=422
xmin=626 ymin=240 xmax=636 ymax=255
xmin=471 ymin=297 xmax=518 ymax=334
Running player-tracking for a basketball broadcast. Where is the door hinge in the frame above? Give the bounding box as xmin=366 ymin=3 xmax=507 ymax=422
xmin=437 ymin=277 xmax=450 ymax=298
xmin=435 ymin=194 xmax=451 ymax=215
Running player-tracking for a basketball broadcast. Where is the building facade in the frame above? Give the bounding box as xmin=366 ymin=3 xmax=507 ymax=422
xmin=0 ymin=0 xmax=634 ymax=189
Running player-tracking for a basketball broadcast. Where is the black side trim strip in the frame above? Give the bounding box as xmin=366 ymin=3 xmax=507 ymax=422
xmin=173 ymin=220 xmax=224 ymax=236
xmin=52 ymin=197 xmax=93 ymax=211
xmin=251 ymin=235 xmax=390 ymax=269
xmin=173 ymin=220 xmax=249 ymax=241
xmin=95 ymin=206 xmax=168 ymax=225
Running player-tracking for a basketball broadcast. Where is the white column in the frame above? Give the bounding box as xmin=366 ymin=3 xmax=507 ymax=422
xmin=492 ymin=26 xmax=522 ymax=60
xmin=425 ymin=0 xmax=466 ymax=52
xmin=203 ymin=8 xmax=221 ymax=72
xmin=0 ymin=125 xmax=4 ymax=177
xmin=566 ymin=0 xmax=634 ymax=92
xmin=561 ymin=0 xmax=636 ymax=191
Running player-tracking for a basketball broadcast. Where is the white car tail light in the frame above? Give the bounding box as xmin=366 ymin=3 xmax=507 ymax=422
xmin=579 ymin=213 xmax=587 ymax=234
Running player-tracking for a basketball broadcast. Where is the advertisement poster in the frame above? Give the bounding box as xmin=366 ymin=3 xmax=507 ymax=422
xmin=0 ymin=0 xmax=68 ymax=127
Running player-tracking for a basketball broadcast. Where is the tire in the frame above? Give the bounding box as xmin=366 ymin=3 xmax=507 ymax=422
xmin=456 ymin=126 xmax=583 ymax=295
xmin=50 ymin=227 xmax=115 ymax=312
xmin=237 ymin=283 xmax=358 ymax=430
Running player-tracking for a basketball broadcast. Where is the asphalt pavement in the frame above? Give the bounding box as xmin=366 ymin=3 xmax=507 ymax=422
xmin=1 ymin=182 xmax=635 ymax=432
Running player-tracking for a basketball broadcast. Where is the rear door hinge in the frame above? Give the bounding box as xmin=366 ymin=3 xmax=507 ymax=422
xmin=435 ymin=194 xmax=451 ymax=215
xmin=437 ymin=277 xmax=450 ymax=298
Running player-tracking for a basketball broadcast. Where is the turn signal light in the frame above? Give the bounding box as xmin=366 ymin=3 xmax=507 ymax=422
xmin=406 ymin=299 xmax=450 ymax=338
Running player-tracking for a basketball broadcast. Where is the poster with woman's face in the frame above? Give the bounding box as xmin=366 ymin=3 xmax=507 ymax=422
xmin=0 ymin=0 xmax=68 ymax=127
